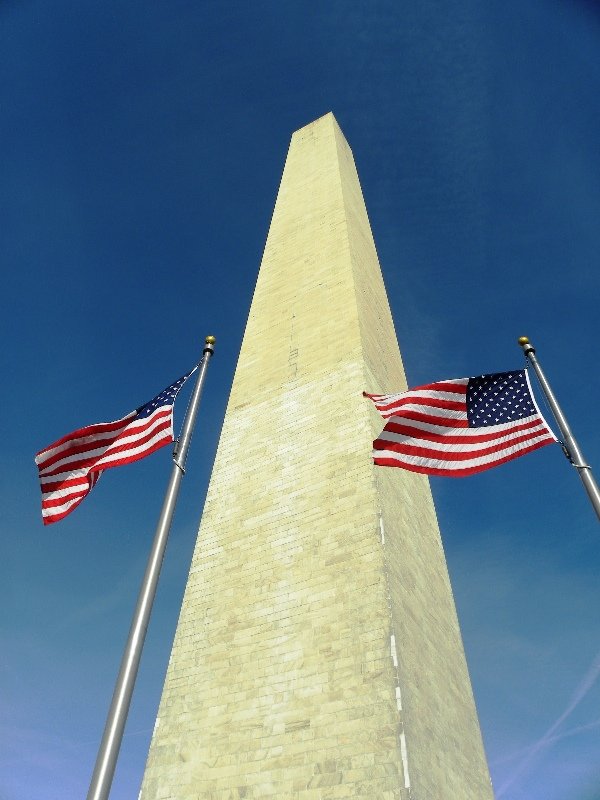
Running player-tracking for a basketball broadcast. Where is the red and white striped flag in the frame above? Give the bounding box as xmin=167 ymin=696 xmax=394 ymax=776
xmin=35 ymin=369 xmax=194 ymax=525
xmin=364 ymin=369 xmax=556 ymax=477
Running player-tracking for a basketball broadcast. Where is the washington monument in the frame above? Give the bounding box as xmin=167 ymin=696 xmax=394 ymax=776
xmin=140 ymin=113 xmax=493 ymax=799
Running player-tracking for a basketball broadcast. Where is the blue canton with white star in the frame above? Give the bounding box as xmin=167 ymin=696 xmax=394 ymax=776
xmin=466 ymin=370 xmax=536 ymax=427
xmin=134 ymin=373 xmax=190 ymax=420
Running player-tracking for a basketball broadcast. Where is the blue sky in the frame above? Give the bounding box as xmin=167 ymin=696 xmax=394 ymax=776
xmin=2 ymin=1 xmax=600 ymax=798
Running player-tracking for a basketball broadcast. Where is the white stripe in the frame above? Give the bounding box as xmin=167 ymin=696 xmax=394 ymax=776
xmin=39 ymin=467 xmax=89 ymax=485
xmin=384 ymin=402 xmax=468 ymax=420
xmin=100 ymin=409 xmax=172 ymax=453
xmin=93 ymin=427 xmax=172 ymax=468
xmin=370 ymin=379 xmax=468 ymax=402
xmin=377 ymin=402 xmax=467 ymax=420
xmin=38 ymin=410 xmax=171 ymax=476
xmin=378 ymin=420 xmax=549 ymax=453
xmin=39 ymin=440 xmax=119 ymax=476
xmin=35 ymin=414 xmax=134 ymax=465
xmin=387 ymin=411 xmax=543 ymax=437
xmin=42 ymin=473 xmax=103 ymax=509
xmin=114 ymin=406 xmax=171 ymax=432
xmin=375 ymin=388 xmax=468 ymax=406
xmin=42 ymin=481 xmax=89 ymax=503
xmin=370 ymin=380 xmax=468 ymax=402
xmin=42 ymin=494 xmax=86 ymax=518
xmin=375 ymin=431 xmax=555 ymax=471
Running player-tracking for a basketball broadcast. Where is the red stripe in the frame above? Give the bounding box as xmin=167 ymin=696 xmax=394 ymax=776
xmin=390 ymin=409 xmax=469 ymax=428
xmin=94 ymin=421 xmax=172 ymax=466
xmin=35 ymin=415 xmax=135 ymax=459
xmin=408 ymin=381 xmax=468 ymax=394
xmin=38 ymin=410 xmax=172 ymax=475
xmin=400 ymin=397 xmax=465 ymax=411
xmin=40 ymin=475 xmax=90 ymax=493
xmin=373 ymin=438 xmax=555 ymax=477
xmin=39 ymin=409 xmax=170 ymax=472
xmin=364 ymin=382 xmax=467 ymax=400
xmin=42 ymin=495 xmax=88 ymax=525
xmin=93 ymin=434 xmax=172 ymax=471
xmin=374 ymin=428 xmax=552 ymax=462
xmin=378 ymin=396 xmax=466 ymax=414
xmin=42 ymin=486 xmax=89 ymax=509
xmin=40 ymin=446 xmax=117 ymax=477
xmin=103 ymin=412 xmax=171 ymax=450
xmin=37 ymin=425 xmax=130 ymax=473
xmin=383 ymin=416 xmax=544 ymax=445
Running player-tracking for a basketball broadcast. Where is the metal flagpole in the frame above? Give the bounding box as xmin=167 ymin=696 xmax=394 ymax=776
xmin=518 ymin=336 xmax=600 ymax=522
xmin=86 ymin=335 xmax=216 ymax=800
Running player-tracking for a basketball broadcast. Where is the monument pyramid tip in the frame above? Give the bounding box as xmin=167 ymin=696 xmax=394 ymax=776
xmin=307 ymin=110 xmax=336 ymax=124
xmin=292 ymin=111 xmax=346 ymax=141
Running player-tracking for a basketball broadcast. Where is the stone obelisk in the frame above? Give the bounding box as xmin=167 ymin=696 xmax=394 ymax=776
xmin=140 ymin=113 xmax=493 ymax=799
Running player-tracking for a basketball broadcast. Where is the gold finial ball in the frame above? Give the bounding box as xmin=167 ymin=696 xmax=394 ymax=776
xmin=518 ymin=336 xmax=530 ymax=346
xmin=205 ymin=335 xmax=216 ymax=345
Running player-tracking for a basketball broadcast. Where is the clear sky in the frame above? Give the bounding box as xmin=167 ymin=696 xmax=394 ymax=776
xmin=2 ymin=2 xmax=600 ymax=798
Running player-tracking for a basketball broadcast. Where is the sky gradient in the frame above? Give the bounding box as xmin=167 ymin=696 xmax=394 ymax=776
xmin=2 ymin=2 xmax=600 ymax=798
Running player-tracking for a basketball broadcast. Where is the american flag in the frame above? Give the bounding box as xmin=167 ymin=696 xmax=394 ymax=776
xmin=364 ymin=369 xmax=557 ymax=477
xmin=35 ymin=369 xmax=195 ymax=525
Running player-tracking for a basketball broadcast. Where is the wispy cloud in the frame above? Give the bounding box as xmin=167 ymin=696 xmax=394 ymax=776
xmin=496 ymin=650 xmax=600 ymax=797
xmin=493 ymin=717 xmax=600 ymax=767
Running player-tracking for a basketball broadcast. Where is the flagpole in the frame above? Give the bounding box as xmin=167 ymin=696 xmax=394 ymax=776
xmin=86 ymin=335 xmax=216 ymax=800
xmin=518 ymin=336 xmax=600 ymax=522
